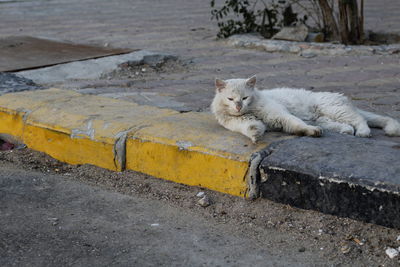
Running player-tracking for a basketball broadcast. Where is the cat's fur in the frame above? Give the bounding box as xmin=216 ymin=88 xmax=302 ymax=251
xmin=211 ymin=76 xmax=400 ymax=143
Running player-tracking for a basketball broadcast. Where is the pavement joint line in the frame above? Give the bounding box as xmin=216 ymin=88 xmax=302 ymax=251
xmin=0 ymin=88 xmax=289 ymax=197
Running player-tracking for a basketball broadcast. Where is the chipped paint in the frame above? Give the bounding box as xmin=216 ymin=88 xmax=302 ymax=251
xmin=71 ymin=119 xmax=95 ymax=140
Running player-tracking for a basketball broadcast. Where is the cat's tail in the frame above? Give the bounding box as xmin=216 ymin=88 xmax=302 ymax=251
xmin=357 ymin=109 xmax=400 ymax=136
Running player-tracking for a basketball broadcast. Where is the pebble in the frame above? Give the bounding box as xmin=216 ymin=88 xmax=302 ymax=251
xmin=141 ymin=68 xmax=146 ymax=72
xmin=396 ymin=235 xmax=400 ymax=241
xmin=150 ymin=223 xmax=160 ymax=227
xmin=300 ymin=51 xmax=317 ymax=58
xmin=341 ymin=244 xmax=351 ymax=254
xmin=385 ymin=247 xmax=399 ymax=259
xmin=196 ymin=191 xmax=205 ymax=198
xmin=48 ymin=217 xmax=59 ymax=226
xmin=198 ymin=195 xmax=210 ymax=207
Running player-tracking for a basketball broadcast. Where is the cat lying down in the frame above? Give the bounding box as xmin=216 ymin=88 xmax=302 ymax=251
xmin=211 ymin=76 xmax=400 ymax=143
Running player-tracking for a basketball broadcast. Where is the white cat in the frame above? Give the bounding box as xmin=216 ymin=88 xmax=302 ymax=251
xmin=211 ymin=76 xmax=400 ymax=143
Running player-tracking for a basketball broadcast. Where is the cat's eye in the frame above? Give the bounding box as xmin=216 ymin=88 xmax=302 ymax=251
xmin=227 ymin=97 xmax=234 ymax=101
xmin=242 ymin=96 xmax=248 ymax=100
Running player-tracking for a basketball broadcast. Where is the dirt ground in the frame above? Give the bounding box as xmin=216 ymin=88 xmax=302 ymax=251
xmin=1 ymin=147 xmax=400 ymax=266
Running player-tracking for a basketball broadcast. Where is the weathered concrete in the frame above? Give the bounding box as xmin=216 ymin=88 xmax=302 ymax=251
xmin=0 ymin=35 xmax=132 ymax=72
xmin=17 ymin=51 xmax=174 ymax=84
xmin=259 ymin=133 xmax=400 ymax=228
xmin=0 ymin=88 xmax=292 ymax=197
xmin=228 ymin=34 xmax=400 ymax=56
xmin=1 ymin=0 xmax=400 ymax=227
xmin=0 ymin=163 xmax=323 ymax=267
xmin=0 ymin=72 xmax=42 ymax=94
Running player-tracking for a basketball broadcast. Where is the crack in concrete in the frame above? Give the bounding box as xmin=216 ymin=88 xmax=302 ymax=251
xmin=113 ymin=130 xmax=129 ymax=171
xmin=112 ymin=124 xmax=153 ymax=171
xmin=246 ymin=149 xmax=273 ymax=199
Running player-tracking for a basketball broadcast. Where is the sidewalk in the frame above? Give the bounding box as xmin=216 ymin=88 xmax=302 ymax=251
xmin=1 ymin=0 xmax=400 ymax=227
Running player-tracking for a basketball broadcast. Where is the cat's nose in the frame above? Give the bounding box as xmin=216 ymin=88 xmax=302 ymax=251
xmin=235 ymin=103 xmax=242 ymax=111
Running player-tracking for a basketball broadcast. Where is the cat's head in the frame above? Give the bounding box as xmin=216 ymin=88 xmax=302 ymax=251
xmin=214 ymin=75 xmax=257 ymax=116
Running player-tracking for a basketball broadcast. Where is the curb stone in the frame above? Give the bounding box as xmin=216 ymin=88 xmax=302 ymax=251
xmin=0 ymin=88 xmax=290 ymax=197
xmin=258 ymin=133 xmax=400 ymax=228
xmin=0 ymin=89 xmax=399 ymax=227
xmin=227 ymin=34 xmax=400 ymax=56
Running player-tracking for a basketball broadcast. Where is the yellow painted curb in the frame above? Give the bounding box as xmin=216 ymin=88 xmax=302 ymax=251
xmin=0 ymin=88 xmax=289 ymax=197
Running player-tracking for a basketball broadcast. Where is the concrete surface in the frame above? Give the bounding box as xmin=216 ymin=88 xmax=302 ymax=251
xmin=259 ymin=133 xmax=400 ymax=228
xmin=0 ymin=0 xmax=400 ymax=227
xmin=1 ymin=0 xmax=399 ymax=117
xmin=0 ymin=162 xmax=325 ymax=267
xmin=17 ymin=50 xmax=168 ymax=84
xmin=0 ymin=35 xmax=132 ymax=72
xmin=0 ymin=73 xmax=41 ymax=94
xmin=227 ymin=34 xmax=400 ymax=56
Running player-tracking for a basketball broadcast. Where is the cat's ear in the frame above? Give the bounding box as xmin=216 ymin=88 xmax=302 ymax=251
xmin=215 ymin=78 xmax=226 ymax=92
xmin=246 ymin=75 xmax=257 ymax=88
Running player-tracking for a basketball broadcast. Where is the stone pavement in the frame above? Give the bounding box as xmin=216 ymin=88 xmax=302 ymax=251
xmin=0 ymin=0 xmax=399 ymax=118
xmin=1 ymin=0 xmax=400 ymax=227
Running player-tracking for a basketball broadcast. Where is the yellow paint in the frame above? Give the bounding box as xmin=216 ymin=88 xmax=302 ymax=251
xmin=0 ymin=89 xmax=288 ymax=198
xmin=23 ymin=124 xmax=119 ymax=171
xmin=126 ymin=138 xmax=249 ymax=197
xmin=0 ymin=108 xmax=25 ymax=140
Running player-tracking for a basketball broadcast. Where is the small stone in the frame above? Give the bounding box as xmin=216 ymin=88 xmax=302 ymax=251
xmin=300 ymin=51 xmax=317 ymax=58
xmin=135 ymin=72 xmax=139 ymax=75
xmin=306 ymin=32 xmax=324 ymax=43
xmin=104 ymin=42 xmax=109 ymax=47
xmin=272 ymin=24 xmax=308 ymax=42
xmin=141 ymin=68 xmax=146 ymax=72
xmin=396 ymin=235 xmax=400 ymax=241
xmin=341 ymin=244 xmax=351 ymax=254
xmin=385 ymin=247 xmax=399 ymax=259
xmin=196 ymin=192 xmax=205 ymax=198
xmin=298 ymin=247 xmax=306 ymax=252
xmin=198 ymin=196 xmax=210 ymax=207
xmin=150 ymin=223 xmax=160 ymax=227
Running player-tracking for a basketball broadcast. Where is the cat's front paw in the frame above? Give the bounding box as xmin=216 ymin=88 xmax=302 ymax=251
xmin=355 ymin=126 xmax=371 ymax=137
xmin=247 ymin=121 xmax=266 ymax=144
xmin=384 ymin=119 xmax=400 ymax=136
xmin=305 ymin=126 xmax=323 ymax=137
xmin=339 ymin=125 xmax=355 ymax=135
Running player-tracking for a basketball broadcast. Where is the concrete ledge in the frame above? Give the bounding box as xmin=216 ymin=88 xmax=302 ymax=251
xmin=0 ymin=88 xmax=289 ymax=197
xmin=227 ymin=34 xmax=400 ymax=56
xmin=1 ymin=89 xmax=399 ymax=227
xmin=259 ymin=133 xmax=400 ymax=228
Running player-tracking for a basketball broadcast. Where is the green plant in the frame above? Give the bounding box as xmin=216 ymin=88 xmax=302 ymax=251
xmin=211 ymin=0 xmax=365 ymax=44
xmin=210 ymin=0 xmax=306 ymax=39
